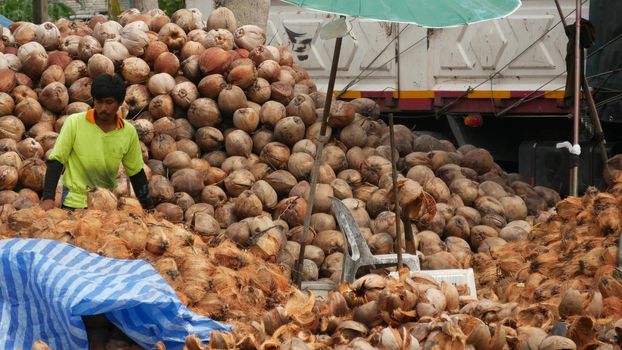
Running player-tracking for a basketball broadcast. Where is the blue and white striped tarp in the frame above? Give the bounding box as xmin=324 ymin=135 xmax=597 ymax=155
xmin=0 ymin=238 xmax=232 ymax=350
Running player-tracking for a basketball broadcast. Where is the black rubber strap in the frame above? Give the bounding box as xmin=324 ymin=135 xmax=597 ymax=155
xmin=569 ymin=153 xmax=581 ymax=167
xmin=129 ymin=169 xmax=154 ymax=209
xmin=42 ymin=160 xmax=64 ymax=200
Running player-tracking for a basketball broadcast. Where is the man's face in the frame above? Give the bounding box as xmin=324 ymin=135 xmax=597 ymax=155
xmin=94 ymin=97 xmax=120 ymax=122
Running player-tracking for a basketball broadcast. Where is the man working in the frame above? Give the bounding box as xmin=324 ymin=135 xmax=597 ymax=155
xmin=41 ymin=74 xmax=153 ymax=210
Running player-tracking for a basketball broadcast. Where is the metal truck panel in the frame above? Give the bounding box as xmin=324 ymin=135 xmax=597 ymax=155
xmin=265 ymin=0 xmax=586 ymax=97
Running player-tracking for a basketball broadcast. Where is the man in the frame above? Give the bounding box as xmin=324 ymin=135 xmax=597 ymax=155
xmin=41 ymin=74 xmax=153 ymax=210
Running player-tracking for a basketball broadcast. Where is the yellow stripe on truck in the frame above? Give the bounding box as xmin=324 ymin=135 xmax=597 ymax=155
xmin=544 ymin=91 xmax=565 ymax=99
xmin=392 ymin=91 xmax=435 ymax=99
xmin=333 ymin=91 xmax=362 ymax=99
xmin=466 ymin=91 xmax=512 ymax=99
xmin=333 ymin=91 xmax=565 ymax=99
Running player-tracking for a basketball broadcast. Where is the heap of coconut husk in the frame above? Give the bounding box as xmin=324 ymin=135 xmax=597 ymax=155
xmin=2 ymin=204 xmax=294 ymax=350
xmin=8 ymin=200 xmax=622 ymax=349
xmin=468 ymin=174 xmax=622 ymax=349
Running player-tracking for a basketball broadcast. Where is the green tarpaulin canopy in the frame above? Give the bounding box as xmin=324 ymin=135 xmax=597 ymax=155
xmin=281 ymin=0 xmax=521 ymax=28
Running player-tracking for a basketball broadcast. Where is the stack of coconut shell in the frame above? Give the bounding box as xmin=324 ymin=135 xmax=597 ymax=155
xmin=0 ymin=5 xmax=561 ymax=284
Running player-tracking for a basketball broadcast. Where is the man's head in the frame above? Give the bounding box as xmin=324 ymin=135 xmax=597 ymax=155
xmin=92 ymin=74 xmax=126 ymax=122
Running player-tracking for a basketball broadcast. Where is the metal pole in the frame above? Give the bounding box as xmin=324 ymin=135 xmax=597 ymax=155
xmin=389 ymin=113 xmax=403 ymax=269
xmin=398 ymin=23 xmax=417 ymax=256
xmin=294 ymin=20 xmax=344 ymax=287
xmin=570 ymin=0 xmax=582 ymax=196
xmin=553 ymin=0 xmax=611 ymax=185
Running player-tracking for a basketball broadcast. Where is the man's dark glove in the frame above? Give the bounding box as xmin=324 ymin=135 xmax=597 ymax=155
xmin=129 ymin=169 xmax=154 ymax=210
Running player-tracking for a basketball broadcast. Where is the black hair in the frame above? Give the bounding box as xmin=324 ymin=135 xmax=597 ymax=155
xmin=91 ymin=74 xmax=126 ymax=103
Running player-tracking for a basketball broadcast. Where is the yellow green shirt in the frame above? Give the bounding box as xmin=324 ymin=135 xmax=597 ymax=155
xmin=48 ymin=110 xmax=144 ymax=208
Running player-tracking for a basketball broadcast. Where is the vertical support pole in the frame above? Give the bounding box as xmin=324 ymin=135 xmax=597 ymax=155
xmin=570 ymin=0 xmax=582 ymax=196
xmin=33 ymin=0 xmax=48 ymax=24
xmin=389 ymin=113 xmax=403 ymax=270
xmin=554 ymin=0 xmax=611 ymax=185
xmin=294 ymin=18 xmax=344 ymax=288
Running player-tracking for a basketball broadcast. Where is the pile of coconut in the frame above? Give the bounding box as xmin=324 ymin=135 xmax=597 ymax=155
xmin=0 ymin=6 xmax=564 ymax=287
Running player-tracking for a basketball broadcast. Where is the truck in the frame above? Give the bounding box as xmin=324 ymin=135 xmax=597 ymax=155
xmin=188 ymin=0 xmax=622 ymax=196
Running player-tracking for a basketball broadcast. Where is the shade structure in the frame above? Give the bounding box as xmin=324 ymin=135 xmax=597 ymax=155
xmin=281 ymin=0 xmax=521 ymax=28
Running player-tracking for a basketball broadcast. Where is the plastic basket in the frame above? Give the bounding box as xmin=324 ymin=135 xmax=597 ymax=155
xmin=389 ymin=268 xmax=477 ymax=299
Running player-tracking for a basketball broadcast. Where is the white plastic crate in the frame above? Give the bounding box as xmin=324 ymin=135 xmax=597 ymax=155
xmin=389 ymin=268 xmax=477 ymax=299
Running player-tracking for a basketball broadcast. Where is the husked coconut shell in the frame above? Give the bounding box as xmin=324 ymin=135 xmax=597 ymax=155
xmin=313 ymin=229 xmax=345 ymax=255
xmin=273 ymin=196 xmax=307 ymax=227
xmin=449 ymin=178 xmax=479 ymax=205
xmin=445 ymin=215 xmax=470 ymax=241
xmin=499 ymin=195 xmax=528 ymax=221
xmin=462 ymin=148 xmax=494 ymax=174
xmin=423 ymin=251 xmax=461 ymax=270
xmin=424 ymin=177 xmax=450 ymax=203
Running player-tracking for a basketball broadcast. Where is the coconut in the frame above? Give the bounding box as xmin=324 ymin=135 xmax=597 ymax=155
xmin=348 ymin=98 xmax=379 ymax=120
xmin=287 ymin=152 xmax=314 ymax=180
xmin=200 ymin=185 xmax=227 ymax=207
xmin=206 ymin=7 xmax=237 ymax=33
xmin=87 ymin=54 xmax=114 ymax=79
xmin=474 ymin=196 xmax=506 ymax=217
xmin=274 ymin=116 xmax=305 ymax=146
xmin=0 ymin=115 xmax=25 ymax=141
xmin=273 ymin=196 xmax=307 ymax=227
xmin=203 ymin=29 xmax=234 ymax=51
xmin=270 ymin=81 xmax=293 ymax=105
xmin=15 ymin=97 xmax=42 ymax=127
xmin=260 ymin=100 xmax=287 ymax=129
xmin=232 ymin=107 xmax=259 ymax=133
xmin=158 ymin=23 xmax=187 ymax=51
xmin=198 ymin=74 xmax=227 ymax=99
xmin=198 ymin=47 xmax=231 ymax=75
xmin=248 ymin=78 xmax=271 ymax=104
xmin=64 ymin=60 xmax=87 ymax=87
xmin=227 ymin=62 xmax=257 ymax=89
xmin=147 ymin=73 xmax=176 ymax=96
xmin=17 ymin=138 xmax=44 ymax=159
xmin=260 ymin=142 xmax=291 ymax=170
xmin=462 ymin=148 xmax=495 ymax=174
xmin=182 ymin=98 xmax=221 ymax=129
xmin=195 ymin=127 xmax=224 ymax=152
xmin=234 ymin=25 xmax=266 ymax=51
xmin=0 ymin=165 xmax=18 ymax=190
xmin=217 ymin=84 xmax=247 ymax=116
xmin=148 ymin=175 xmax=175 ymax=203
xmin=18 ymin=158 xmax=45 ymax=192
xmin=251 ymin=180 xmax=278 ymax=210
xmin=225 ymin=130 xmax=253 ymax=157
xmin=313 ymin=229 xmax=345 ymax=255
xmin=449 ymin=178 xmax=479 ymax=205
xmin=150 ymin=134 xmax=177 ymax=160
xmin=39 ymin=65 xmax=65 ymax=87
xmin=265 ymin=170 xmax=297 ymax=197
xmin=234 ymin=190 xmax=263 ymax=219
xmin=39 ymin=82 xmax=69 ymax=113
xmin=67 ymin=77 xmax=93 ymax=105
xmin=171 ymin=81 xmax=199 ymax=109
xmin=102 ymin=40 xmax=130 ymax=67
xmin=224 ymin=169 xmax=255 ymax=197
xmin=499 ymin=195 xmax=528 ymax=221
xmin=156 ymin=203 xmax=184 ymax=223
